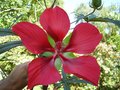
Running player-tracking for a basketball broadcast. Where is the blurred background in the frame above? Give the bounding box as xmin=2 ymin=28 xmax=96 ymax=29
xmin=0 ymin=0 xmax=120 ymax=90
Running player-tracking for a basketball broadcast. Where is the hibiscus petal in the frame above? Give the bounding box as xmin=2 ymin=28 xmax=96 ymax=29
xmin=12 ymin=22 xmax=54 ymax=54
xmin=60 ymin=54 xmax=100 ymax=86
xmin=28 ymin=57 xmax=61 ymax=89
xmin=40 ymin=6 xmax=70 ymax=42
xmin=64 ymin=23 xmax=102 ymax=54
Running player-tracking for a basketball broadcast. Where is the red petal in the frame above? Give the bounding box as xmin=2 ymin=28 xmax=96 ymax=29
xmin=64 ymin=23 xmax=102 ymax=54
xmin=40 ymin=6 xmax=70 ymax=42
xmin=28 ymin=57 xmax=61 ymax=89
xmin=60 ymin=54 xmax=100 ymax=86
xmin=12 ymin=22 xmax=54 ymax=54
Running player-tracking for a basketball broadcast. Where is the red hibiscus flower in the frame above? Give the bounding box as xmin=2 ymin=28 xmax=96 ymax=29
xmin=12 ymin=6 xmax=102 ymax=89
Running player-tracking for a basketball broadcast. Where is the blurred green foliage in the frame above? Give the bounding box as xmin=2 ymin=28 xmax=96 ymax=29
xmin=74 ymin=3 xmax=120 ymax=90
xmin=0 ymin=0 xmax=63 ymax=78
xmin=0 ymin=0 xmax=120 ymax=90
xmin=0 ymin=0 xmax=63 ymax=28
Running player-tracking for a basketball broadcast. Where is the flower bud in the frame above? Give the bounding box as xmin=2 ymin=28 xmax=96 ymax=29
xmin=90 ymin=0 xmax=102 ymax=10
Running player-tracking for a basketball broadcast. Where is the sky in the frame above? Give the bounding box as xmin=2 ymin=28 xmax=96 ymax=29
xmin=63 ymin=0 xmax=120 ymax=28
xmin=64 ymin=0 xmax=120 ymax=13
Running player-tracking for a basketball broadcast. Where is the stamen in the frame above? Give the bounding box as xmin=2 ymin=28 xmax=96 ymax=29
xmin=55 ymin=41 xmax=62 ymax=54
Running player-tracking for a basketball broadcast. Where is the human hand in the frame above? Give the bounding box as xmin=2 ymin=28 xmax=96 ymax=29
xmin=0 ymin=62 xmax=30 ymax=90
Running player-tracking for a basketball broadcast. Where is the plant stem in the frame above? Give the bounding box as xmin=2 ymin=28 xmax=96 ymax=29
xmin=42 ymin=85 xmax=48 ymax=90
xmin=71 ymin=8 xmax=96 ymax=24
xmin=85 ymin=8 xmax=96 ymax=17
xmin=51 ymin=0 xmax=57 ymax=8
xmin=62 ymin=70 xmax=70 ymax=90
xmin=43 ymin=0 xmax=47 ymax=8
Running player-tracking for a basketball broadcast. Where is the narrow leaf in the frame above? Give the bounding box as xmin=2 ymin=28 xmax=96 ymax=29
xmin=62 ymin=70 xmax=70 ymax=90
xmin=68 ymin=79 xmax=92 ymax=84
xmin=87 ymin=17 xmax=120 ymax=27
xmin=67 ymin=76 xmax=92 ymax=85
xmin=0 ymin=28 xmax=15 ymax=36
xmin=0 ymin=41 xmax=22 ymax=54
xmin=76 ymin=14 xmax=85 ymax=23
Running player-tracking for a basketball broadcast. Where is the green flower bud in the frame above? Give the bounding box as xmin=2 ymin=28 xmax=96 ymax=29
xmin=90 ymin=0 xmax=102 ymax=10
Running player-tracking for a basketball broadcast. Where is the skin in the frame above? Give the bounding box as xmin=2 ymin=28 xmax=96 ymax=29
xmin=0 ymin=62 xmax=29 ymax=90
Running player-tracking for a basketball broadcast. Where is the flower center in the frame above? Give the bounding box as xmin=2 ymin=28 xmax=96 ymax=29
xmin=55 ymin=41 xmax=62 ymax=54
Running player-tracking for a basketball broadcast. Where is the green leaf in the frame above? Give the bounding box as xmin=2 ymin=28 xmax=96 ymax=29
xmin=87 ymin=17 xmax=120 ymax=27
xmin=67 ymin=76 xmax=92 ymax=85
xmin=0 ymin=41 xmax=22 ymax=54
xmin=75 ymin=14 xmax=85 ymax=23
xmin=0 ymin=28 xmax=15 ymax=36
xmin=62 ymin=70 xmax=70 ymax=90
xmin=68 ymin=78 xmax=92 ymax=84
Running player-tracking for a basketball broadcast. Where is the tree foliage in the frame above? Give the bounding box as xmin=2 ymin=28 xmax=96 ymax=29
xmin=73 ymin=3 xmax=120 ymax=90
xmin=0 ymin=0 xmax=120 ymax=90
xmin=0 ymin=0 xmax=63 ymax=79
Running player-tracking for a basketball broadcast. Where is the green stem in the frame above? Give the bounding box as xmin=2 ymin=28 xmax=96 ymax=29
xmin=84 ymin=8 xmax=96 ymax=22
xmin=85 ymin=8 xmax=96 ymax=17
xmin=51 ymin=0 xmax=57 ymax=8
xmin=71 ymin=8 xmax=96 ymax=24
xmin=43 ymin=0 xmax=47 ymax=8
xmin=62 ymin=70 xmax=70 ymax=90
xmin=42 ymin=85 xmax=48 ymax=90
